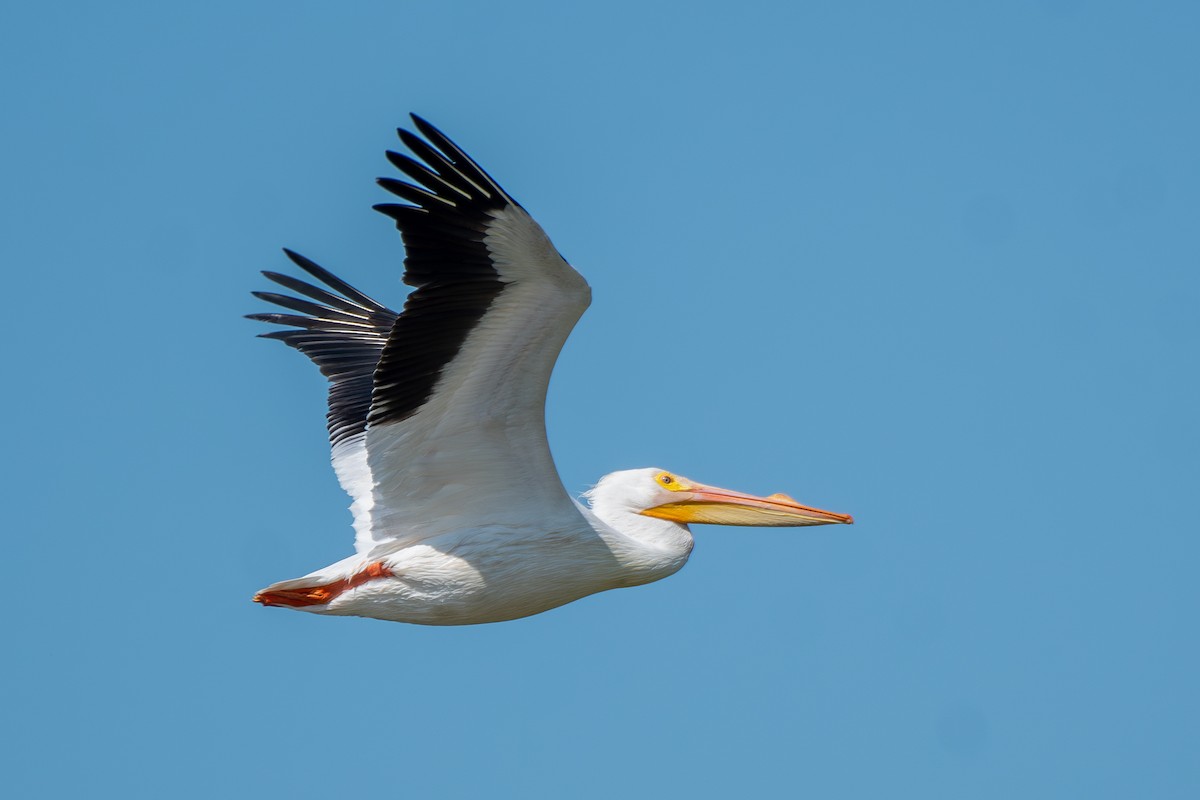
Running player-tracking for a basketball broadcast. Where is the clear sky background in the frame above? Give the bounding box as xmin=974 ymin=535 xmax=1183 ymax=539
xmin=2 ymin=2 xmax=1197 ymax=798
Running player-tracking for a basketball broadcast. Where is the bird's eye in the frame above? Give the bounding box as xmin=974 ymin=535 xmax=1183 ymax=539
xmin=655 ymin=471 xmax=686 ymax=491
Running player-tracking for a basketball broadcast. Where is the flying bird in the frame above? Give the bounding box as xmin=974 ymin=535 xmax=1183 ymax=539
xmin=249 ymin=115 xmax=852 ymax=625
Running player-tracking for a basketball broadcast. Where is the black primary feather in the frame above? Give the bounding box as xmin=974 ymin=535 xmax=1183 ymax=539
xmin=249 ymin=116 xmax=529 ymax=438
xmin=248 ymin=251 xmax=398 ymax=449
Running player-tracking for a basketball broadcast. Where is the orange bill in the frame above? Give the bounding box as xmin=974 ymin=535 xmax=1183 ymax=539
xmin=641 ymin=481 xmax=853 ymax=527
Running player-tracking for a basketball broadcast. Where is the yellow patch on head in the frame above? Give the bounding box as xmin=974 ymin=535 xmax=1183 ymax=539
xmin=654 ymin=471 xmax=691 ymax=492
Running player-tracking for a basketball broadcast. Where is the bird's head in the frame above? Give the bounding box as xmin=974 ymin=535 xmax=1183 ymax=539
xmin=585 ymin=467 xmax=853 ymax=528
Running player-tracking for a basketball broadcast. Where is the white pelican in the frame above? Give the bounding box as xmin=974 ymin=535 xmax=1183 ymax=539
xmin=249 ymin=115 xmax=852 ymax=625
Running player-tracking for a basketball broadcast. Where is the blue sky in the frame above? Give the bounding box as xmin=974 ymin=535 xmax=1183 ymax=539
xmin=2 ymin=1 xmax=1197 ymax=797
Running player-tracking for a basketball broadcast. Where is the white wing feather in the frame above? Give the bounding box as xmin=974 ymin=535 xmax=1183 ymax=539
xmin=252 ymin=120 xmax=591 ymax=560
xmin=356 ymin=204 xmax=590 ymax=554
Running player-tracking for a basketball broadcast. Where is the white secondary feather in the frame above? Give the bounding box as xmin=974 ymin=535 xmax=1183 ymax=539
xmin=331 ymin=433 xmax=376 ymax=551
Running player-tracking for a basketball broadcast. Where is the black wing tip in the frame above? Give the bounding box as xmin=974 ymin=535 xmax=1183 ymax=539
xmin=245 ymin=312 xmax=286 ymax=327
xmin=279 ymin=248 xmax=330 ymax=282
xmin=408 ymin=112 xmax=434 ymax=137
xmin=245 ymin=311 xmax=288 ymax=322
xmin=409 ymin=114 xmax=468 ymax=156
xmin=394 ymin=115 xmax=516 ymax=207
xmin=376 ymin=177 xmax=406 ymax=197
xmin=281 ymin=247 xmax=319 ymax=271
xmin=408 ymin=112 xmax=438 ymax=137
xmin=281 ymin=248 xmax=346 ymax=286
xmin=404 ymin=115 xmax=455 ymax=162
xmin=274 ymin=248 xmax=372 ymax=303
xmin=373 ymin=202 xmax=424 ymax=221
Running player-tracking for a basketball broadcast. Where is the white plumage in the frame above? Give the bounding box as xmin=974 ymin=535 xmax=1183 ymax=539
xmin=249 ymin=116 xmax=851 ymax=625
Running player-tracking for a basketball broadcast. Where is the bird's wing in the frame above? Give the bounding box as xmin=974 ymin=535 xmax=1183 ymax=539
xmin=247 ymin=249 xmax=400 ymax=521
xmin=252 ymin=116 xmax=591 ymax=555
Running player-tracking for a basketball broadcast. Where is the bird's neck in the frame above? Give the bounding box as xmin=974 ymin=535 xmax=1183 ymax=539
xmin=584 ymin=504 xmax=695 ymax=585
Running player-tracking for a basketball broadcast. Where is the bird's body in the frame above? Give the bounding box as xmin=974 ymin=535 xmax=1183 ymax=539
xmin=262 ymin=485 xmax=693 ymax=626
xmin=250 ymin=116 xmax=851 ymax=626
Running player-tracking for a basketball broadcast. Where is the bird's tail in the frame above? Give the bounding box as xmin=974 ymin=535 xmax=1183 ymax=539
xmin=253 ymin=561 xmax=393 ymax=608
